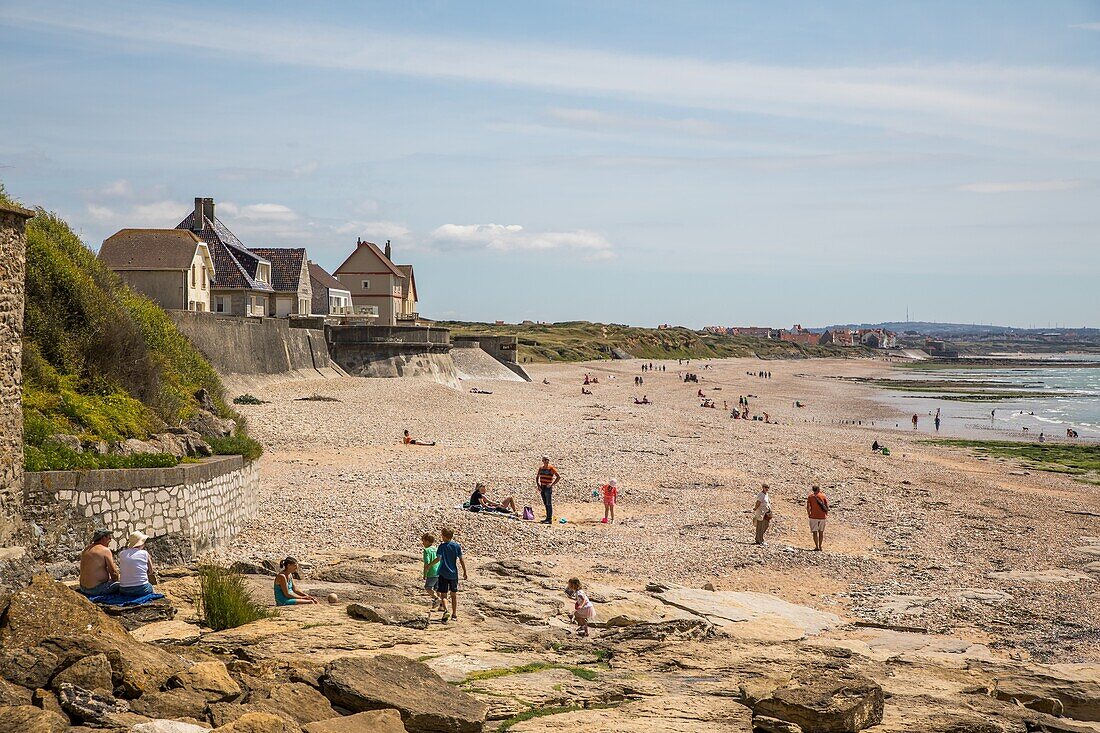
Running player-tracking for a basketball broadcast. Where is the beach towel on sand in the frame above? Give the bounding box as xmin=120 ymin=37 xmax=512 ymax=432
xmin=87 ymin=592 xmax=165 ymax=607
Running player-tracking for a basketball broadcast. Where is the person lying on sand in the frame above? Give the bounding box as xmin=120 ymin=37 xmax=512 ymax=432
xmin=470 ymin=388 xmax=493 ymax=394
xmin=633 ymin=396 xmax=651 ymax=404
xmin=582 ymin=387 xmax=593 ymax=395
xmin=403 ymin=430 xmax=436 ymax=446
xmin=469 ymin=482 xmax=518 ymax=514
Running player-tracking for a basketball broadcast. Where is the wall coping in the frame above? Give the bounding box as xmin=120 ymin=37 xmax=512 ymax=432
xmin=0 ymin=202 xmax=35 ymax=219
xmin=25 ymin=455 xmax=246 ymax=495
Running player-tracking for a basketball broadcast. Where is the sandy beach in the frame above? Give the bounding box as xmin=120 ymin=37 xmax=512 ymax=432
xmin=221 ymin=356 xmax=1100 ymax=662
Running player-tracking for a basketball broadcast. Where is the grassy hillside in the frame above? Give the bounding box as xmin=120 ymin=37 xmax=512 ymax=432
xmin=439 ymin=320 xmax=862 ymax=363
xmin=1 ymin=183 xmax=258 ymax=469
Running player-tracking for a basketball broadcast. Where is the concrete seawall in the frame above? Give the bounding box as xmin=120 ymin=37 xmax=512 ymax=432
xmin=24 ymin=455 xmax=259 ymax=553
xmin=168 ymin=312 xmax=346 ymax=392
xmin=326 ymin=324 xmax=459 ymax=387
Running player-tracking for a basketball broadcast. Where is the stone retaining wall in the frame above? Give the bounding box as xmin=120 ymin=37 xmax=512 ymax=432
xmin=24 ymin=456 xmax=259 ymax=553
xmin=0 ymin=203 xmax=33 ymax=548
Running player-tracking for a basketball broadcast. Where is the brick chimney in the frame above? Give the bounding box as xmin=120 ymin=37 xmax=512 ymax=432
xmin=193 ymin=197 xmax=214 ymax=232
xmin=384 ymin=239 xmax=392 ymax=260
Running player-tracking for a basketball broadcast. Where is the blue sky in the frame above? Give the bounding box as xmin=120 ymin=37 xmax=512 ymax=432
xmin=1 ymin=1 xmax=1098 ymax=328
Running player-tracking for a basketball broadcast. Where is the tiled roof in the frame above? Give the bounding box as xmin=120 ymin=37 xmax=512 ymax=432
xmin=396 ymin=264 xmax=416 ymax=300
xmin=249 ymin=247 xmax=307 ymax=293
xmin=308 ymin=260 xmax=349 ymax=293
xmin=99 ymin=229 xmax=206 ymax=270
xmin=176 ymin=211 xmax=274 ymax=292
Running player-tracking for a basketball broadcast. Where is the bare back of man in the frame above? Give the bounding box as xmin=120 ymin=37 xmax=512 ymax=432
xmin=79 ymin=542 xmax=120 ymax=594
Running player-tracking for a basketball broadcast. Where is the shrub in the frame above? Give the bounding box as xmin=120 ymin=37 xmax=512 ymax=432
xmin=24 ymin=443 xmax=178 ymax=472
xmin=233 ymin=394 xmax=265 ymax=405
xmin=197 ymin=565 xmax=275 ymax=631
xmin=208 ymin=431 xmax=264 ymax=462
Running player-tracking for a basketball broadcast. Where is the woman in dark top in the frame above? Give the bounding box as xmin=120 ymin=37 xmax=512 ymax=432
xmin=468 ymin=482 xmax=518 ymax=514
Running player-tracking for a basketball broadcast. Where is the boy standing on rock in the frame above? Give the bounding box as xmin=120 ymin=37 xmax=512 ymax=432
xmin=428 ymin=527 xmax=467 ymax=622
xmin=806 ymin=485 xmax=829 ymax=551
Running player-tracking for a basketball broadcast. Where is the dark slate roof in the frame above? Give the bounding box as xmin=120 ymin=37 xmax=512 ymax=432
xmin=175 ymin=211 xmax=274 ymax=292
xmin=396 ymin=264 xmax=416 ymax=300
xmin=249 ymin=247 xmax=307 ymax=293
xmin=99 ymin=229 xmax=206 ymax=270
xmin=308 ymin=260 xmax=349 ymax=293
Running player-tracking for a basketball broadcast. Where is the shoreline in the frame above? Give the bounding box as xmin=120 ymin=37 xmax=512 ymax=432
xmin=218 ymin=355 xmax=1100 ymax=662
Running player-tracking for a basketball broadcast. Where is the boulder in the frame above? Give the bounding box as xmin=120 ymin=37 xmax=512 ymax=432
xmin=303 ymin=710 xmax=408 ymax=733
xmin=47 ymin=434 xmax=83 ymax=453
xmin=32 ymin=688 xmax=67 ymax=719
xmin=51 ymin=654 xmax=114 ymax=694
xmin=0 ymin=575 xmax=183 ymax=697
xmin=56 ymin=681 xmax=130 ymax=724
xmin=990 ymin=664 xmax=1100 ymax=722
xmin=753 ymin=716 xmax=804 ymax=733
xmin=168 ymin=661 xmax=242 ymax=702
xmin=0 ymin=646 xmax=61 ymax=689
xmin=321 ymin=655 xmax=487 ymax=733
xmin=185 ymin=411 xmax=237 ymax=440
xmin=0 ymin=678 xmax=32 ymax=706
xmin=346 ymin=604 xmax=426 ymax=629
xmin=0 ymin=704 xmax=70 ymax=733
xmin=210 ymin=712 xmax=301 ymax=733
xmin=752 ymin=671 xmax=884 ymax=733
xmin=250 ymin=684 xmax=338 ymax=725
xmin=128 ymin=689 xmax=212 ymax=721
xmin=131 ymin=721 xmax=213 ymax=733
xmin=130 ymin=620 xmax=202 ymax=645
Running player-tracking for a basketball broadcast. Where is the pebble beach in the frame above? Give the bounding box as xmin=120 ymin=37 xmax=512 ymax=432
xmin=220 ymin=357 xmax=1100 ymax=662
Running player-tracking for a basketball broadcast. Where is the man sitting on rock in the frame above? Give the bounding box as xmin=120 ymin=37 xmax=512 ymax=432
xmin=78 ymin=528 xmax=120 ymax=596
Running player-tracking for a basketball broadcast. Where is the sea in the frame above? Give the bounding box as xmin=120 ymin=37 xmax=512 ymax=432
xmin=880 ymin=353 xmax=1100 ymax=440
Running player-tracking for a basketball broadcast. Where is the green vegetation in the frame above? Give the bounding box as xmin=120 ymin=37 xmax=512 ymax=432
xmin=197 ymin=565 xmax=276 ymax=631
xmin=930 ymin=439 xmax=1100 ymax=483
xmin=208 ymin=430 xmax=264 ymax=462
xmin=1 ymin=182 xmax=260 ymax=470
xmin=839 ymin=376 xmax=1052 ymax=402
xmin=463 ymin=662 xmax=602 ymax=683
xmin=24 ymin=443 xmax=178 ymax=472
xmin=233 ymin=394 xmax=266 ymax=405
xmin=439 ymin=320 xmax=861 ymax=363
xmin=498 ymin=703 xmax=620 ymax=731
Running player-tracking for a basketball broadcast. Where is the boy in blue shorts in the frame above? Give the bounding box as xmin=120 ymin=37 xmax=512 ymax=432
xmin=428 ymin=526 xmax=468 ymax=622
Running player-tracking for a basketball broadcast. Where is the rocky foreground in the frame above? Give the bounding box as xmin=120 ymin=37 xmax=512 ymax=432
xmin=2 ymin=550 xmax=1099 ymax=732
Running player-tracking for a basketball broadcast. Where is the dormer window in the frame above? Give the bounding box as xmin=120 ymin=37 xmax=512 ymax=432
xmin=256 ymin=263 xmax=270 ymax=283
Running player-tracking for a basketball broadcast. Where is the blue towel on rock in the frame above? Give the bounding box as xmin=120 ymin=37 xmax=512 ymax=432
xmin=87 ymin=592 xmax=165 ymax=607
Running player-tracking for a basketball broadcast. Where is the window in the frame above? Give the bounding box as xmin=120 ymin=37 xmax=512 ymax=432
xmin=215 ymin=296 xmax=226 ymax=314
xmin=361 ymin=279 xmax=370 ymax=290
xmin=256 ymin=264 xmax=269 ymax=283
xmin=201 ymin=264 xmax=207 ymax=290
xmin=191 ymin=264 xmax=196 ymax=286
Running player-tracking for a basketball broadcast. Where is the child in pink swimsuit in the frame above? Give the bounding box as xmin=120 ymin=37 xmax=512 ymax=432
xmin=567 ymin=578 xmax=595 ymax=636
xmin=599 ymin=479 xmax=618 ymax=524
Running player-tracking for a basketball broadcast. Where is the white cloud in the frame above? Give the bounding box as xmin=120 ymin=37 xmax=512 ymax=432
xmin=218 ymin=202 xmax=298 ymax=221
xmin=334 ymin=220 xmax=411 ymax=239
xmin=1070 ymin=22 xmax=1100 ymax=30
xmin=86 ymin=199 xmax=187 ymax=228
xmin=86 ymin=204 xmax=115 ymax=221
xmin=430 ymin=223 xmax=614 ymax=260
xmin=3 ymin=2 xmax=1098 ymax=145
xmin=95 ymin=179 xmax=133 ymax=198
xmin=958 ymin=179 xmax=1089 ymax=193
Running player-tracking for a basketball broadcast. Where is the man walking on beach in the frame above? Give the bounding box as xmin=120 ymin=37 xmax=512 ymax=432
xmin=806 ymin=485 xmax=829 ymax=551
xmin=536 ymin=455 xmax=561 ymax=524
xmin=753 ymin=484 xmax=772 ymax=545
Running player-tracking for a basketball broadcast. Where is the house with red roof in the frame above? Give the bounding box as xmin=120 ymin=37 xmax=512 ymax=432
xmin=333 ymin=238 xmax=419 ymax=325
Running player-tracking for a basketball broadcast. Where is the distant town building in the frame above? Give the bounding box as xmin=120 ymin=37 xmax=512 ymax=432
xmin=176 ymin=198 xmax=275 ymax=317
xmin=857 ymin=328 xmax=897 ymax=349
xmin=333 ymin=238 xmax=418 ymax=325
xmin=249 ymin=248 xmax=312 ymax=317
xmin=779 ymin=324 xmax=819 ymax=346
xmin=818 ymin=329 xmax=855 ymax=347
xmin=308 ymin=261 xmax=353 ymax=315
xmin=98 ymin=229 xmax=216 ymax=312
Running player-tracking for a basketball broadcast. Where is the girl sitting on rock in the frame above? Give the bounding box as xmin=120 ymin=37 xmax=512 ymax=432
xmin=274 ymin=557 xmax=318 ymax=605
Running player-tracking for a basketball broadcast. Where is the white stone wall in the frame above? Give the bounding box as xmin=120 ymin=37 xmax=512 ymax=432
xmin=27 ymin=457 xmax=259 ymax=553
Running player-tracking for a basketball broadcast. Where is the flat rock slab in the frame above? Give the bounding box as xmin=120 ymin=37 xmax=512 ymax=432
xmin=506 ymin=694 xmax=752 ymax=732
xmin=304 ymin=710 xmax=408 ymax=733
xmin=461 ymin=668 xmax=623 ymax=721
xmin=131 ymin=620 xmax=204 ymax=644
xmin=988 ymin=569 xmax=1094 ymax=583
xmin=989 ymin=662 xmax=1100 ymax=722
xmin=347 ymin=603 xmax=428 ymax=628
xmin=322 ymin=654 xmax=487 ymax=733
xmin=425 ymin=652 xmax=538 ymax=684
xmin=653 ymin=588 xmax=842 ymax=639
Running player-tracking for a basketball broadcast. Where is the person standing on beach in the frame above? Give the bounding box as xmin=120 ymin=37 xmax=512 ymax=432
xmin=537 ymin=455 xmax=561 ymax=524
xmin=806 ymin=485 xmax=829 ymax=551
xmin=753 ymin=484 xmax=772 ymax=545
xmin=912 ymin=414 xmax=918 ymax=429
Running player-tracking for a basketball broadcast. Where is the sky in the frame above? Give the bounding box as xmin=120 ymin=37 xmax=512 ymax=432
xmin=1 ymin=1 xmax=1098 ymax=328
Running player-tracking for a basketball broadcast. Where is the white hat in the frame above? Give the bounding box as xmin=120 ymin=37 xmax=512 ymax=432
xmin=126 ymin=531 xmax=149 ymax=548
xmin=542 ymin=454 xmax=550 ymax=461
xmin=609 ymin=479 xmax=618 ymax=487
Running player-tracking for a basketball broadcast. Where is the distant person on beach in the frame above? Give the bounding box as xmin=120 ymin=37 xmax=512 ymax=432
xmin=403 ymin=430 xmax=436 ymax=446
xmin=421 ymin=533 xmax=442 ymax=610
xmin=78 ymin=528 xmax=120 ymax=596
xmin=537 ymin=455 xmax=561 ymax=524
xmin=566 ymin=577 xmax=595 ymax=636
xmin=469 ymin=482 xmax=518 ymax=514
xmin=118 ymin=531 xmax=158 ymax=598
xmin=582 ymin=387 xmax=593 ymax=395
xmin=934 ymin=415 xmax=941 ymax=431
xmin=275 ymin=556 xmax=318 ymax=605
xmin=912 ymin=414 xmax=918 ymax=429
xmin=753 ymin=484 xmax=772 ymax=545
xmin=806 ymin=486 xmax=829 ymax=551
xmin=428 ymin=526 xmax=467 ymax=622
xmin=599 ymin=479 xmax=618 ymax=523
xmin=872 ymin=440 xmax=880 ymax=452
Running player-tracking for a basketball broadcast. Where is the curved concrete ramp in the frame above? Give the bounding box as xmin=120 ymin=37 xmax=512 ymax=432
xmin=452 ymin=347 xmax=527 ymax=382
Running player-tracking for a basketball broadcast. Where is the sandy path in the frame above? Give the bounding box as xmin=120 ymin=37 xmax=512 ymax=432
xmin=218 ymin=356 xmax=1100 ymax=661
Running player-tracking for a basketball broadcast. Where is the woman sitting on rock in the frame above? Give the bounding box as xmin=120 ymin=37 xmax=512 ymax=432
xmin=118 ymin=531 xmax=158 ymax=598
xmin=274 ymin=557 xmax=318 ymax=606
